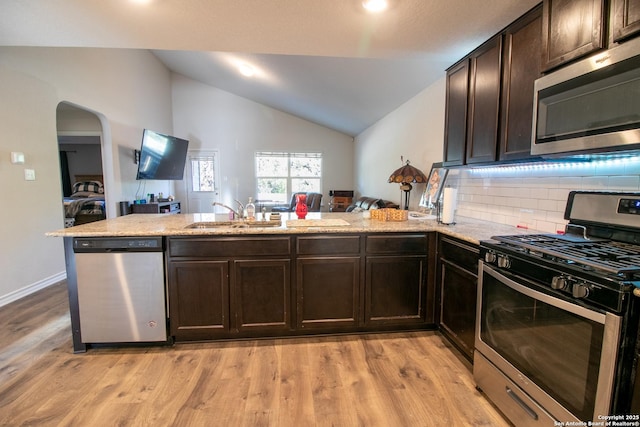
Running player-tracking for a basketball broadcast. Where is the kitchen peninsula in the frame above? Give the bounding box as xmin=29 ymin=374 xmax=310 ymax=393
xmin=48 ymin=212 xmax=530 ymax=352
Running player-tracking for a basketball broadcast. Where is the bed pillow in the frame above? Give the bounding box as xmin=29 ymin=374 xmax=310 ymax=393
xmin=72 ymin=181 xmax=104 ymax=194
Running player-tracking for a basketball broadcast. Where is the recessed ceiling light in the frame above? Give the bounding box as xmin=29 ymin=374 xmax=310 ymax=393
xmin=238 ymin=63 xmax=256 ymax=77
xmin=362 ymin=0 xmax=388 ymax=13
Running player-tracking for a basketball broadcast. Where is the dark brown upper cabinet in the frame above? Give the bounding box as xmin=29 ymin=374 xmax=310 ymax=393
xmin=443 ymin=59 xmax=469 ymax=167
xmin=443 ymin=36 xmax=503 ymax=167
xmin=610 ymin=0 xmax=640 ymax=43
xmin=541 ymin=0 xmax=606 ymax=71
xmin=465 ymin=35 xmax=503 ymax=165
xmin=443 ymin=5 xmax=543 ymax=166
xmin=499 ymin=5 xmax=543 ymax=161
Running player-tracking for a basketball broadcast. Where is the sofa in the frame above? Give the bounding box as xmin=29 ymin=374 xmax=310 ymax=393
xmin=271 ymin=192 xmax=323 ymax=212
xmin=345 ymin=196 xmax=399 ymax=212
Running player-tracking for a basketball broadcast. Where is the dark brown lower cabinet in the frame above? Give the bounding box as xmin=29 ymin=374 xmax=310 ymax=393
xmin=168 ymin=260 xmax=230 ymax=340
xmin=296 ymin=257 xmax=360 ymax=329
xmin=167 ymin=236 xmax=292 ymax=341
xmin=366 ymin=255 xmax=427 ymax=325
xmin=437 ymin=236 xmax=479 ymax=363
xmin=365 ymin=234 xmax=432 ymax=326
xmin=234 ymin=259 xmax=291 ymax=333
xmin=167 ymin=233 xmax=435 ymax=342
xmin=296 ymin=235 xmax=361 ymax=330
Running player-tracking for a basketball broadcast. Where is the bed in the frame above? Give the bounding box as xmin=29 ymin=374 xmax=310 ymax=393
xmin=64 ymin=174 xmax=106 ymax=227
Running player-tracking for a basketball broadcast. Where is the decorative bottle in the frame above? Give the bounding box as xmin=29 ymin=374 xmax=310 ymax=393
xmin=246 ymin=197 xmax=256 ymax=220
xmin=295 ymin=193 xmax=308 ymax=219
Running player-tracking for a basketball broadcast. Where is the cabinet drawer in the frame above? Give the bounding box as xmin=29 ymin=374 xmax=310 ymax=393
xmin=439 ymin=237 xmax=479 ymax=273
xmin=297 ymin=235 xmax=361 ymax=255
xmin=366 ymin=234 xmax=428 ymax=255
xmin=168 ymin=237 xmax=291 ymax=258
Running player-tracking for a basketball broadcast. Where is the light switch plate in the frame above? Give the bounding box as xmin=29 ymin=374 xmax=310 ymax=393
xmin=24 ymin=169 xmax=36 ymax=181
xmin=11 ymin=152 xmax=25 ymax=164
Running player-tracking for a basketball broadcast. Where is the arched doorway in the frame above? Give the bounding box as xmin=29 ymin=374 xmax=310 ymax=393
xmin=56 ymin=102 xmax=107 ymax=226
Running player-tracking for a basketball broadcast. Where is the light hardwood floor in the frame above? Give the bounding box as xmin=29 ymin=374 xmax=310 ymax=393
xmin=0 ymin=282 xmax=509 ymax=426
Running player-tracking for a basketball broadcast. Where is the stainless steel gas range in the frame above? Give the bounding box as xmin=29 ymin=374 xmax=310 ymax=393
xmin=475 ymin=191 xmax=640 ymax=426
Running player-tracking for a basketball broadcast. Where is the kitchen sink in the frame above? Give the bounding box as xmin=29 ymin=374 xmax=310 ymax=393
xmin=185 ymin=220 xmax=282 ymax=229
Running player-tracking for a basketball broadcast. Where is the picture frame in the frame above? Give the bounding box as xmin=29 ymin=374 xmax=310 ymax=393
xmin=419 ymin=162 xmax=448 ymax=210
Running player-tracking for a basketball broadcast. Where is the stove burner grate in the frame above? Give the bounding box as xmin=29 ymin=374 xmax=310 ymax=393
xmin=491 ymin=234 xmax=640 ymax=277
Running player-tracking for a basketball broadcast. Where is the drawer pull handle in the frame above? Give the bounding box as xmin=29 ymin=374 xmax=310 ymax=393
xmin=505 ymin=386 xmax=539 ymax=420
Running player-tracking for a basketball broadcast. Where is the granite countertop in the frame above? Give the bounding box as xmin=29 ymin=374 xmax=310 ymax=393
xmin=47 ymin=212 xmax=537 ymax=245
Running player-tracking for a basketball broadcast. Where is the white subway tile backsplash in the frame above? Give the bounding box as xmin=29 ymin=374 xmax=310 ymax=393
xmin=595 ymin=162 xmax=625 ymax=176
xmin=520 ymin=198 xmax=538 ymax=210
xmin=624 ymin=161 xmax=640 ymax=175
xmin=581 ymin=176 xmax=609 ymax=189
xmin=455 ymin=160 xmax=640 ymax=232
xmin=530 ymin=188 xmax=549 ymax=199
xmin=556 ymin=177 xmax=585 ymax=189
xmin=548 ymin=188 xmax=571 ymax=201
xmin=537 ymin=198 xmax=557 ymax=211
xmin=608 ymin=175 xmax=640 ymax=190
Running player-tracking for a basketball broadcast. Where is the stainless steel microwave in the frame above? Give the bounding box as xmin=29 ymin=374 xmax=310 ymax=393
xmin=531 ymin=37 xmax=640 ymax=157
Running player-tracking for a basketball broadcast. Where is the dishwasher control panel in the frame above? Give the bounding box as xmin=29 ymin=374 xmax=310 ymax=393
xmin=73 ymin=237 xmax=163 ymax=252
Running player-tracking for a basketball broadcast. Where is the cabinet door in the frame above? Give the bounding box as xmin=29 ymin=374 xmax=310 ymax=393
xmin=443 ymin=59 xmax=469 ymax=167
xmin=365 ymin=255 xmax=426 ymax=326
xmin=296 ymin=257 xmax=360 ymax=329
xmin=234 ymin=259 xmax=291 ymax=333
xmin=466 ymin=35 xmax=502 ymax=164
xmin=168 ymin=260 xmax=230 ymax=341
xmin=439 ymin=259 xmax=477 ymax=362
xmin=499 ymin=6 xmax=543 ymax=161
xmin=611 ymin=0 xmax=640 ymax=43
xmin=541 ymin=0 xmax=606 ymax=71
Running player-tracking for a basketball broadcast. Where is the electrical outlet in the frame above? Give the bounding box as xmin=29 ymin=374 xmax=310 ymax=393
xmin=24 ymin=169 xmax=36 ymax=181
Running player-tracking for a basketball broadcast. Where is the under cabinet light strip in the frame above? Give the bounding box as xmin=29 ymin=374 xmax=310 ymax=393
xmin=468 ymin=155 xmax=640 ymax=174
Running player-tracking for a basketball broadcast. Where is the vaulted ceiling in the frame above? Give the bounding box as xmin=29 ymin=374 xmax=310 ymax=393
xmin=0 ymin=0 xmax=540 ymax=135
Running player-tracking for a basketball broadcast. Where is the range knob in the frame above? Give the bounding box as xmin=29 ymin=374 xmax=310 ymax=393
xmin=484 ymin=251 xmax=497 ymax=263
xmin=497 ymin=254 xmax=511 ymax=269
xmin=572 ymin=282 xmax=590 ymax=299
xmin=551 ymin=276 xmax=569 ymax=290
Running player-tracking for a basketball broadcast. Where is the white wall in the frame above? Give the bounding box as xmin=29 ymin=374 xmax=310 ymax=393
xmin=354 ymin=76 xmax=446 ymax=210
xmin=170 ymin=74 xmax=354 ymax=211
xmin=0 ymin=47 xmax=174 ymax=305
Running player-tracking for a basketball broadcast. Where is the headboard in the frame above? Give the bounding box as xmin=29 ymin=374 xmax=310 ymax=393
xmin=74 ymin=174 xmax=103 ymax=184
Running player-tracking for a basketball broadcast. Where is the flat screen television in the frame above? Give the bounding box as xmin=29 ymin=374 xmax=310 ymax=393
xmin=136 ymin=129 xmax=189 ymax=180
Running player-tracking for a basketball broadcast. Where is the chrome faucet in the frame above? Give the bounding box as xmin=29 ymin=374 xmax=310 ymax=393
xmin=234 ymin=199 xmax=245 ymax=215
xmin=212 ymin=202 xmax=241 ymax=218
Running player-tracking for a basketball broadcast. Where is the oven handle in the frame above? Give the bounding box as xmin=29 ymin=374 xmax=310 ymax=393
xmin=481 ymin=262 xmax=608 ymax=324
xmin=505 ymin=386 xmax=539 ymax=421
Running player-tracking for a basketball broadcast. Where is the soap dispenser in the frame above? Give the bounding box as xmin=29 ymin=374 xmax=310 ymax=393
xmin=246 ymin=197 xmax=256 ymax=220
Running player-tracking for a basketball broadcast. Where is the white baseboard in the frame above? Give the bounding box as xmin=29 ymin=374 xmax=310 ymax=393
xmin=0 ymin=271 xmax=67 ymax=308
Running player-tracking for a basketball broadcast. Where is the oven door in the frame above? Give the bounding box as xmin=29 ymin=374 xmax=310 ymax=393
xmin=475 ymin=261 xmax=621 ymax=423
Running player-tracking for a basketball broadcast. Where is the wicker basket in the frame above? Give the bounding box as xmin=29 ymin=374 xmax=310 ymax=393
xmin=370 ymin=208 xmax=408 ymax=222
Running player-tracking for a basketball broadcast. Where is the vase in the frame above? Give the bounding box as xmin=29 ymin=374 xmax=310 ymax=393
xmin=295 ymin=194 xmax=308 ymax=219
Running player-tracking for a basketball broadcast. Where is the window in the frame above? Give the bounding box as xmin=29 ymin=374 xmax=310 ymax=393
xmin=255 ymin=152 xmax=322 ymax=203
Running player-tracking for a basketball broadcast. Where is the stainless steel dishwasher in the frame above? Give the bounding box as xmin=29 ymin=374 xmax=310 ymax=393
xmin=73 ymin=237 xmax=167 ymax=344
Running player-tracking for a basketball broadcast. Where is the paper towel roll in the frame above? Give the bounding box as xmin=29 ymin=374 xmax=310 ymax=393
xmin=441 ymin=187 xmax=457 ymax=224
